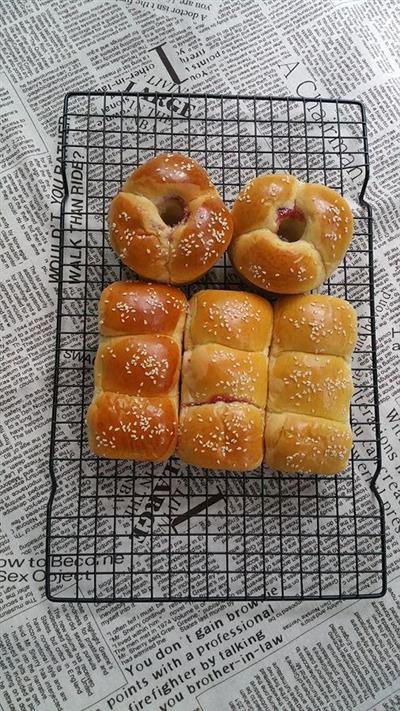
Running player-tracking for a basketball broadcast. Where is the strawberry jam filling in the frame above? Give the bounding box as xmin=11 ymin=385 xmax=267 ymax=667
xmin=209 ymin=395 xmax=250 ymax=404
xmin=276 ymin=204 xmax=306 ymax=242
xmin=183 ymin=395 xmax=252 ymax=406
xmin=276 ymin=205 xmax=306 ymax=223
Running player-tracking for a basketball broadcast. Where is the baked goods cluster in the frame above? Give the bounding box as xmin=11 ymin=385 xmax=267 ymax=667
xmin=87 ymin=282 xmax=186 ymax=461
xmin=265 ymin=295 xmax=356 ymax=475
xmin=178 ymin=290 xmax=272 ymax=471
xmin=87 ymin=284 xmax=357 ymax=475
xmin=86 ymin=153 xmax=358 ymax=475
xmin=108 ymin=154 xmax=353 ymax=295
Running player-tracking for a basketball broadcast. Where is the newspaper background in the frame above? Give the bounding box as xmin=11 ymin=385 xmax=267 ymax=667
xmin=1 ymin=0 xmax=400 ymax=710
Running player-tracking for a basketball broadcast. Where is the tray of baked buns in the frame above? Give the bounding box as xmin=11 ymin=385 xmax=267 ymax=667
xmin=46 ymin=91 xmax=386 ymax=602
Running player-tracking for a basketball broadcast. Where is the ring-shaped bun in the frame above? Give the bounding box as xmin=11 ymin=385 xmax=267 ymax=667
xmin=108 ymin=153 xmax=233 ymax=284
xmin=229 ymin=173 xmax=353 ymax=294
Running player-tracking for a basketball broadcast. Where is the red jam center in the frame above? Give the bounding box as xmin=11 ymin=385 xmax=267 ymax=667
xmin=208 ymin=395 xmax=250 ymax=404
xmin=276 ymin=204 xmax=306 ymax=242
xmin=276 ymin=205 xmax=306 ymax=223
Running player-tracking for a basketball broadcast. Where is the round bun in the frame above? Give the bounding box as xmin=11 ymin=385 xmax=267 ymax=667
xmin=229 ymin=173 xmax=353 ymax=294
xmin=108 ymin=153 xmax=233 ymax=284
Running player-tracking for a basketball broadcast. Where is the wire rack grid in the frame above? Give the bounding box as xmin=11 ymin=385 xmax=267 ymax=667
xmin=46 ymin=91 xmax=386 ymax=603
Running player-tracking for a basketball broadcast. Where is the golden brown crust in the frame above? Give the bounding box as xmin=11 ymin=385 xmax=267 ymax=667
xmin=181 ymin=344 xmax=268 ymax=408
xmin=87 ymin=392 xmax=178 ymax=461
xmin=99 ymin=281 xmax=187 ymax=338
xmin=169 ymin=195 xmax=232 ymax=284
xmin=229 ymin=229 xmax=325 ymax=294
xmin=88 ymin=282 xmax=186 ymax=462
xmin=95 ymin=335 xmax=180 ymax=397
xmin=178 ymin=403 xmax=264 ymax=471
xmin=184 ymin=289 xmax=273 ymax=352
xmin=179 ymin=289 xmax=272 ymax=471
xmin=265 ymin=294 xmax=356 ymax=475
xmin=265 ymin=413 xmax=352 ymax=475
xmin=229 ymin=173 xmax=353 ymax=294
xmin=271 ymin=294 xmax=357 ymax=358
xmin=232 ymin=173 xmax=297 ymax=237
xmin=123 ymin=152 xmax=214 ymax=203
xmin=297 ymin=182 xmax=353 ymax=275
xmin=108 ymin=193 xmax=169 ymax=282
xmin=268 ymin=352 xmax=352 ymax=422
xmin=108 ymin=153 xmax=233 ymax=284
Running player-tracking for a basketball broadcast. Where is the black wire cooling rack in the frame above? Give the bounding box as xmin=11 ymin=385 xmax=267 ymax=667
xmin=46 ymin=91 xmax=386 ymax=602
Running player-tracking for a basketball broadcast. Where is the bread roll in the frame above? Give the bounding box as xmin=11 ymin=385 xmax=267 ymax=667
xmin=99 ymin=281 xmax=186 ymax=339
xmin=181 ymin=344 xmax=268 ymax=409
xmin=179 ymin=403 xmax=264 ymax=471
xmin=268 ymin=352 xmax=352 ymax=422
xmin=229 ymin=173 xmax=353 ymax=294
xmin=94 ymin=335 xmax=180 ymax=397
xmin=184 ymin=289 xmax=273 ymax=351
xmin=87 ymin=281 xmax=187 ymax=461
xmin=271 ymin=294 xmax=357 ymax=357
xmin=265 ymin=294 xmax=357 ymax=475
xmin=87 ymin=393 xmax=177 ymax=462
xmin=178 ymin=289 xmax=273 ymax=471
xmin=265 ymin=413 xmax=353 ymax=476
xmin=108 ymin=153 xmax=233 ymax=284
